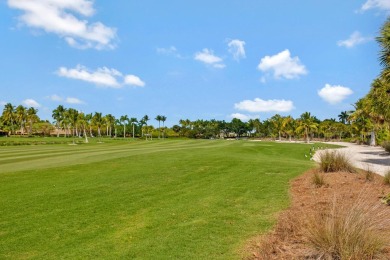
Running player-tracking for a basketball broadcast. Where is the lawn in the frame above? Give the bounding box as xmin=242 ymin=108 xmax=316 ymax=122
xmin=0 ymin=139 xmax=315 ymax=259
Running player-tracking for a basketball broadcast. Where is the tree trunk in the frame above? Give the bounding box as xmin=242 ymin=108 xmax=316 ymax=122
xmin=369 ymin=130 xmax=376 ymax=146
xmin=84 ymin=128 xmax=89 ymax=143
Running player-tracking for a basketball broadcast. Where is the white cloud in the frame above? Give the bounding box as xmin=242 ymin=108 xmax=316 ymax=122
xmin=7 ymin=0 xmax=117 ymax=50
xmin=230 ymin=113 xmax=259 ymax=121
xmin=48 ymin=94 xmax=63 ymax=102
xmin=318 ymin=84 xmax=353 ymax=104
xmin=48 ymin=94 xmax=84 ymax=104
xmin=56 ymin=65 xmax=145 ymax=88
xmin=361 ymin=0 xmax=390 ymax=12
xmin=66 ymin=97 xmax=84 ymax=104
xmin=22 ymin=98 xmax=40 ymax=108
xmin=234 ymin=98 xmax=294 ymax=113
xmin=124 ymin=75 xmax=145 ymax=87
xmin=228 ymin=39 xmax=246 ymax=61
xmin=337 ymin=31 xmax=371 ymax=48
xmin=194 ymin=48 xmax=225 ymax=69
xmin=258 ymin=49 xmax=307 ymax=79
xmin=157 ymin=46 xmax=177 ymax=55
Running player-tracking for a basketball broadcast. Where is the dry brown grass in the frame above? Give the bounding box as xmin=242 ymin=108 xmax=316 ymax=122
xmin=246 ymin=170 xmax=390 ymax=260
xmin=318 ymin=150 xmax=356 ymax=173
xmin=312 ymin=172 xmax=326 ymax=188
xmin=384 ymin=171 xmax=390 ymax=186
xmin=304 ymin=195 xmax=389 ymax=259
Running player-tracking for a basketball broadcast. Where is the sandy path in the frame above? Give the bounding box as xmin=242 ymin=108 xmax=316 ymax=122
xmin=313 ymin=142 xmax=390 ymax=176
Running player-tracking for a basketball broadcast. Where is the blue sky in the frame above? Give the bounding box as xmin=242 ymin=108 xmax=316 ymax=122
xmin=0 ymin=0 xmax=389 ymax=126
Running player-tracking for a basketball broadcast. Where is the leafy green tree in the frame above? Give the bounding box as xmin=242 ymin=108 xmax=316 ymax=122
xmin=15 ymin=105 xmax=27 ymax=135
xmin=26 ymin=107 xmax=39 ymax=135
xmin=338 ymin=111 xmax=349 ymax=124
xmin=296 ymin=112 xmax=318 ymax=143
xmin=129 ymin=117 xmax=138 ymax=138
xmin=155 ymin=115 xmax=162 ymax=138
xmin=120 ymin=115 xmax=129 ymax=138
xmin=52 ymin=105 xmax=66 ymax=137
xmin=105 ymin=114 xmax=115 ymax=137
xmin=92 ymin=112 xmax=104 ymax=141
xmin=161 ymin=115 xmax=167 ymax=139
xmin=2 ymin=103 xmax=15 ymax=135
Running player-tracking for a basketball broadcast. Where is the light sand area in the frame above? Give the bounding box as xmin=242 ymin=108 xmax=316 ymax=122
xmin=313 ymin=142 xmax=390 ymax=176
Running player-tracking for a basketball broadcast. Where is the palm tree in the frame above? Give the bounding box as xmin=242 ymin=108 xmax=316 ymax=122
xmin=296 ymin=112 xmax=318 ymax=143
xmin=26 ymin=107 xmax=39 ymax=135
xmin=105 ymin=114 xmax=115 ymax=137
xmin=155 ymin=115 xmax=162 ymax=138
xmin=377 ymin=18 xmax=390 ymax=82
xmin=282 ymin=116 xmax=295 ymax=141
xmin=77 ymin=112 xmax=89 ymax=143
xmin=338 ymin=111 xmax=349 ymax=124
xmin=161 ymin=115 xmax=167 ymax=139
xmin=15 ymin=105 xmax=27 ymax=135
xmin=270 ymin=114 xmax=284 ymax=141
xmin=120 ymin=115 xmax=129 ymax=138
xmin=92 ymin=112 xmax=104 ymax=142
xmin=52 ymin=105 xmax=66 ymax=137
xmin=129 ymin=117 xmax=138 ymax=138
xmin=140 ymin=115 xmax=149 ymax=137
xmin=2 ymin=103 xmax=15 ymax=135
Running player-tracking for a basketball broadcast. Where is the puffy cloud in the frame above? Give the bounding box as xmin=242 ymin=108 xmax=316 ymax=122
xmin=124 ymin=75 xmax=145 ymax=87
xmin=22 ymin=98 xmax=40 ymax=108
xmin=7 ymin=0 xmax=117 ymax=50
xmin=56 ymin=65 xmax=145 ymax=88
xmin=234 ymin=98 xmax=294 ymax=113
xmin=337 ymin=31 xmax=371 ymax=48
xmin=230 ymin=113 xmax=259 ymax=121
xmin=194 ymin=48 xmax=225 ymax=69
xmin=48 ymin=95 xmax=85 ymax=104
xmin=66 ymin=97 xmax=84 ymax=104
xmin=227 ymin=39 xmax=246 ymax=61
xmin=318 ymin=84 xmax=353 ymax=104
xmin=157 ymin=46 xmax=177 ymax=55
xmin=48 ymin=94 xmax=63 ymax=102
xmin=361 ymin=0 xmax=390 ymax=12
xmin=258 ymin=49 xmax=307 ymax=79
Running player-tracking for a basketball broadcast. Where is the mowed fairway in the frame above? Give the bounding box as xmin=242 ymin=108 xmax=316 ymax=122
xmin=0 ymin=139 xmax=314 ymax=259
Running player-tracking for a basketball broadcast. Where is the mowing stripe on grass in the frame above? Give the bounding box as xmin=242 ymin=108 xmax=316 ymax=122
xmin=0 ymin=140 xmax=314 ymax=259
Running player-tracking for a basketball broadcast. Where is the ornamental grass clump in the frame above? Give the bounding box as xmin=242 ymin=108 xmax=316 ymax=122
xmin=304 ymin=196 xmax=390 ymax=259
xmin=384 ymin=171 xmax=390 ymax=186
xmin=312 ymin=172 xmax=326 ymax=188
xmin=382 ymin=141 xmax=390 ymax=153
xmin=318 ymin=150 xmax=355 ymax=173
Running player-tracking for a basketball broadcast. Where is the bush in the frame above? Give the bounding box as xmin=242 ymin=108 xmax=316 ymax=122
xmin=384 ymin=171 xmax=390 ymax=186
xmin=318 ymin=150 xmax=355 ymax=173
xmin=382 ymin=194 xmax=390 ymax=206
xmin=383 ymin=141 xmax=390 ymax=153
xmin=304 ymin=196 xmax=390 ymax=259
xmin=312 ymin=172 xmax=326 ymax=188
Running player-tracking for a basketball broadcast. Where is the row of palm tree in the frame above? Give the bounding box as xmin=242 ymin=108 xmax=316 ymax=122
xmin=175 ymin=112 xmax=352 ymax=142
xmin=348 ymin=18 xmax=390 ymax=145
xmin=0 ymin=102 xmax=363 ymax=143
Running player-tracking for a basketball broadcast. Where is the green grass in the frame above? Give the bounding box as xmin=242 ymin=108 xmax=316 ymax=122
xmin=0 ymin=139 xmax=314 ymax=259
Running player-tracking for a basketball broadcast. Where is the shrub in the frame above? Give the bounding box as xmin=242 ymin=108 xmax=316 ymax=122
xmin=383 ymin=141 xmax=390 ymax=153
xmin=382 ymin=194 xmax=390 ymax=206
xmin=365 ymin=166 xmax=374 ymax=182
xmin=318 ymin=150 xmax=355 ymax=173
xmin=312 ymin=172 xmax=325 ymax=188
xmin=384 ymin=171 xmax=390 ymax=186
xmin=304 ymin=196 xmax=390 ymax=259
